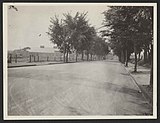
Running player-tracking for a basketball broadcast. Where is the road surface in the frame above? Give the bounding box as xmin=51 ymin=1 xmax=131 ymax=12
xmin=8 ymin=60 xmax=152 ymax=115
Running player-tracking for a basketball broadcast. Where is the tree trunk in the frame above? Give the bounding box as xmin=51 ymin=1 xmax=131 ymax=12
xmin=66 ymin=50 xmax=69 ymax=63
xmin=134 ymin=46 xmax=137 ymax=72
xmin=128 ymin=52 xmax=131 ymax=61
xmin=81 ymin=51 xmax=84 ymax=61
xmin=150 ymin=44 xmax=153 ymax=88
xmin=119 ymin=53 xmax=121 ymax=62
xmin=63 ymin=52 xmax=66 ymax=63
xmin=123 ymin=49 xmax=126 ymax=63
xmin=125 ymin=49 xmax=128 ymax=67
xmin=144 ymin=48 xmax=147 ymax=63
xmin=91 ymin=54 xmax=93 ymax=61
xmin=87 ymin=52 xmax=89 ymax=61
xmin=138 ymin=52 xmax=141 ymax=61
xmin=120 ymin=51 xmax=122 ymax=62
xmin=121 ymin=50 xmax=124 ymax=63
xmin=150 ymin=59 xmax=153 ymax=88
xmin=76 ymin=51 xmax=78 ymax=62
xmin=98 ymin=55 xmax=100 ymax=60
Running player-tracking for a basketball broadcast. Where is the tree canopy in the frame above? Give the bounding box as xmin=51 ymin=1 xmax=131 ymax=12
xmin=47 ymin=12 xmax=110 ymax=62
xmin=102 ymin=6 xmax=153 ymax=71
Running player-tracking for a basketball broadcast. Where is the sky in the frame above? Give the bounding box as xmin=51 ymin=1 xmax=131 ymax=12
xmin=7 ymin=4 xmax=109 ymax=50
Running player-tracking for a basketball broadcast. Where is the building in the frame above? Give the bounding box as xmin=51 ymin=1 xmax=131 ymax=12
xmin=8 ymin=46 xmax=63 ymax=63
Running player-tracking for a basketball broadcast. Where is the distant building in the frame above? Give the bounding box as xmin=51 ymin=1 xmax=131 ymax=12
xmin=28 ymin=46 xmax=62 ymax=61
xmin=8 ymin=45 xmax=81 ymax=63
xmin=8 ymin=46 xmax=63 ymax=62
xmin=8 ymin=49 xmax=30 ymax=58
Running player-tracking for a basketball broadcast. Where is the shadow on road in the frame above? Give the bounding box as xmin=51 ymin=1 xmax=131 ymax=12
xmin=120 ymin=73 xmax=130 ymax=76
xmin=130 ymin=71 xmax=150 ymax=75
xmin=67 ymin=106 xmax=89 ymax=115
xmin=128 ymin=100 xmax=153 ymax=115
xmin=104 ymin=83 xmax=142 ymax=98
xmin=69 ymin=76 xmax=143 ymax=100
xmin=104 ymin=82 xmax=153 ymax=114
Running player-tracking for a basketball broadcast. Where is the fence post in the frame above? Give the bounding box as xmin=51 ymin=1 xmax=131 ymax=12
xmin=15 ymin=54 xmax=17 ymax=63
xmin=10 ymin=54 xmax=12 ymax=63
xmin=34 ymin=55 xmax=35 ymax=62
xmin=29 ymin=55 xmax=32 ymax=62
xmin=38 ymin=55 xmax=39 ymax=62
xmin=47 ymin=56 xmax=49 ymax=61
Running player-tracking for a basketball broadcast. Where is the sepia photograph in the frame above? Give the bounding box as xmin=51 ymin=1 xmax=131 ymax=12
xmin=3 ymin=3 xmax=157 ymax=120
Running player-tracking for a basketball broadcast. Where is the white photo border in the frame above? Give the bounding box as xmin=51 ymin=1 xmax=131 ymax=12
xmin=3 ymin=2 xmax=157 ymax=120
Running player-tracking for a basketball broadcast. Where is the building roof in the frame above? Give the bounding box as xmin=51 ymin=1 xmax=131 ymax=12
xmin=28 ymin=47 xmax=56 ymax=53
xmin=27 ymin=46 xmax=61 ymax=53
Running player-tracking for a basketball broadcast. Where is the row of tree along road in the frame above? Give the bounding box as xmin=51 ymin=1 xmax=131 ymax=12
xmin=47 ymin=6 xmax=153 ymax=88
xmin=47 ymin=12 xmax=110 ymax=63
xmin=101 ymin=6 xmax=153 ymax=88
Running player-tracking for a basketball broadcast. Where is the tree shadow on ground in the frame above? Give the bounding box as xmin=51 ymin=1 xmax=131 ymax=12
xmin=104 ymin=82 xmax=142 ymax=98
xmin=128 ymin=99 xmax=153 ymax=115
xmin=67 ymin=106 xmax=90 ymax=115
xmin=68 ymin=77 xmax=142 ymax=99
xmin=66 ymin=75 xmax=146 ymax=100
xmin=130 ymin=71 xmax=150 ymax=75
xmin=67 ymin=78 xmax=153 ymax=114
xmin=104 ymin=83 xmax=153 ymax=114
xmin=140 ymin=85 xmax=153 ymax=99
xmin=120 ymin=73 xmax=130 ymax=76
xmin=68 ymin=75 xmax=142 ymax=99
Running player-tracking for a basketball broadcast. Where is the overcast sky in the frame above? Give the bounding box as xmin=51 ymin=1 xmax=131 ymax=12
xmin=8 ymin=4 xmax=109 ymax=50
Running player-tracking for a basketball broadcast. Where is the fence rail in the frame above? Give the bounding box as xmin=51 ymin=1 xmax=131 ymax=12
xmin=7 ymin=54 xmax=98 ymax=64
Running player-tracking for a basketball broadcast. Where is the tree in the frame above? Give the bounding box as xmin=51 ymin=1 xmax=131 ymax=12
xmin=83 ymin=26 xmax=97 ymax=61
xmin=133 ymin=7 xmax=153 ymax=64
xmin=48 ymin=12 xmax=96 ymax=62
xmin=64 ymin=12 xmax=89 ymax=61
xmin=102 ymin=6 xmax=153 ymax=89
xmin=62 ymin=12 xmax=98 ymax=62
xmin=47 ymin=16 xmax=67 ymax=62
xmin=102 ymin=6 xmax=153 ymax=72
xmin=102 ymin=6 xmax=135 ymax=66
xmin=134 ymin=7 xmax=153 ymax=86
xmin=92 ymin=36 xmax=109 ymax=60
